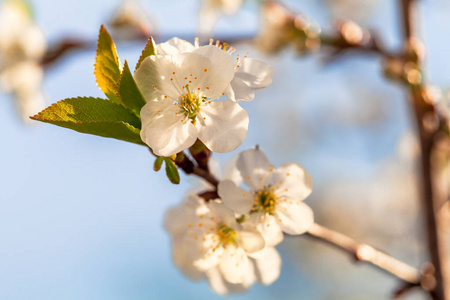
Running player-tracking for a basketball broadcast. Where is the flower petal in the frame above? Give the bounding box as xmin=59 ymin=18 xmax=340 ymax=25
xmin=172 ymin=237 xmax=205 ymax=281
xmin=225 ymin=77 xmax=255 ymax=102
xmin=197 ymin=100 xmax=248 ymax=153
xmin=193 ymin=241 xmax=224 ymax=271
xmin=222 ymin=155 xmax=243 ymax=185
xmin=206 ymin=264 xmax=255 ymax=295
xmin=238 ymin=229 xmax=265 ymax=254
xmin=253 ymin=213 xmax=284 ymax=247
xmin=183 ymin=46 xmax=234 ymax=99
xmin=219 ymin=246 xmax=249 ymax=284
xmin=140 ymin=101 xmax=198 ymax=156
xmin=236 ymin=148 xmax=274 ymax=190
xmin=275 ymin=202 xmax=314 ymax=235
xmin=218 ymin=180 xmax=253 ymax=215
xmin=235 ymin=58 xmax=274 ymax=89
xmin=164 ymin=193 xmax=208 ymax=235
xmin=253 ymin=247 xmax=281 ymax=285
xmin=207 ymin=200 xmax=239 ymax=226
xmin=135 ymin=55 xmax=185 ymax=101
xmin=273 ymin=163 xmax=313 ymax=202
xmin=157 ymin=37 xmax=195 ymax=55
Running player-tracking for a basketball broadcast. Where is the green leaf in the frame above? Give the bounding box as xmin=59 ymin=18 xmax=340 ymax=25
xmin=164 ymin=158 xmax=180 ymax=184
xmin=116 ymin=60 xmax=146 ymax=117
xmin=153 ymin=157 xmax=163 ymax=172
xmin=135 ymin=37 xmax=157 ymax=71
xmin=31 ymin=97 xmax=146 ymax=146
xmin=94 ymin=25 xmax=121 ymax=103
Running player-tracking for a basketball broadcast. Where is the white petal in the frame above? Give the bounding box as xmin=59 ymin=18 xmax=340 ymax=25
xmin=257 ymin=214 xmax=284 ymax=247
xmin=164 ymin=193 xmax=207 ymax=235
xmin=273 ymin=163 xmax=313 ymax=202
xmin=219 ymin=246 xmax=249 ymax=284
xmin=253 ymin=247 xmax=282 ymax=285
xmin=207 ymin=200 xmax=239 ymax=226
xmin=193 ymin=241 xmax=224 ymax=271
xmin=222 ymin=154 xmax=243 ymax=185
xmin=236 ymin=148 xmax=274 ymax=190
xmin=157 ymin=37 xmax=195 ymax=55
xmin=235 ymin=58 xmax=274 ymax=89
xmin=218 ymin=180 xmax=253 ymax=215
xmin=275 ymin=202 xmax=314 ymax=235
xmin=197 ymin=100 xmax=248 ymax=153
xmin=238 ymin=229 xmax=265 ymax=254
xmin=171 ymin=238 xmax=205 ymax=281
xmin=183 ymin=46 xmax=234 ymax=99
xmin=164 ymin=205 xmax=186 ymax=235
xmin=206 ymin=264 xmax=254 ymax=295
xmin=206 ymin=267 xmax=229 ymax=295
xmin=15 ymin=87 xmax=46 ymax=124
xmin=140 ymin=102 xmax=198 ymax=156
xmin=225 ymin=77 xmax=255 ymax=102
xmin=135 ymin=55 xmax=185 ymax=101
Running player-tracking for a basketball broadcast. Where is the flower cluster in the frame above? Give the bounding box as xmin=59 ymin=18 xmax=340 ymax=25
xmin=164 ymin=148 xmax=314 ymax=294
xmin=0 ymin=0 xmax=47 ymax=123
xmin=135 ymin=38 xmax=273 ymax=157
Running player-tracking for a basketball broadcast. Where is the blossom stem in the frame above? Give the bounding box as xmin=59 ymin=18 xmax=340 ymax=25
xmin=173 ymin=151 xmax=219 ymax=188
xmin=306 ymin=223 xmax=421 ymax=284
xmin=192 ymin=166 xmax=219 ymax=188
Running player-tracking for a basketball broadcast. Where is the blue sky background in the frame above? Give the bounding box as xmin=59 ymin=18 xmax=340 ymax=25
xmin=1 ymin=0 xmax=449 ymax=299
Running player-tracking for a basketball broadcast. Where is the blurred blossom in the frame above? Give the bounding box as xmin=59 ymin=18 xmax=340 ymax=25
xmin=257 ymin=1 xmax=320 ymax=54
xmin=164 ymin=192 xmax=281 ymax=295
xmin=320 ymin=0 xmax=379 ymax=23
xmin=198 ymin=0 xmax=243 ymax=38
xmin=0 ymin=0 xmax=46 ymax=123
xmin=108 ymin=0 xmax=156 ymax=40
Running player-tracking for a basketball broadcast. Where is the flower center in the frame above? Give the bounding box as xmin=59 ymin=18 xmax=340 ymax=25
xmin=252 ymin=187 xmax=278 ymax=215
xmin=177 ymin=84 xmax=206 ymax=121
xmin=215 ymin=223 xmax=237 ymax=247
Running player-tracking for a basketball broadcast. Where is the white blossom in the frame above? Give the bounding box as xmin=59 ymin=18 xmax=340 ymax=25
xmin=0 ymin=0 xmax=46 ymax=123
xmin=218 ymin=148 xmax=314 ymax=246
xmin=164 ymin=193 xmax=281 ymax=294
xmin=135 ymin=45 xmax=249 ymax=157
xmin=156 ymin=37 xmax=274 ymax=102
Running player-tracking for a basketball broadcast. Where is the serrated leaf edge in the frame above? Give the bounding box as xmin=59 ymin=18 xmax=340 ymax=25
xmin=135 ymin=37 xmax=157 ymax=71
xmin=93 ymin=25 xmax=121 ymax=100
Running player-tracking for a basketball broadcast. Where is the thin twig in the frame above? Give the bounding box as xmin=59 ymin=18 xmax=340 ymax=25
xmin=40 ymin=33 xmax=254 ymax=69
xmin=192 ymin=166 xmax=219 ymax=188
xmin=306 ymin=223 xmax=421 ymax=284
xmin=319 ymin=30 xmax=397 ymax=62
xmin=174 ymin=151 xmax=219 ymax=189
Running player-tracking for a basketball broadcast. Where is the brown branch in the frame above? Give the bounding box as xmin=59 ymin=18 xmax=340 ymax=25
xmin=41 ymin=38 xmax=91 ymax=67
xmin=399 ymin=0 xmax=448 ymax=299
xmin=192 ymin=166 xmax=219 ymax=188
xmin=306 ymin=223 xmax=421 ymax=284
xmin=40 ymin=33 xmax=254 ymax=69
xmin=319 ymin=29 xmax=397 ymax=62
xmin=174 ymin=151 xmax=219 ymax=189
